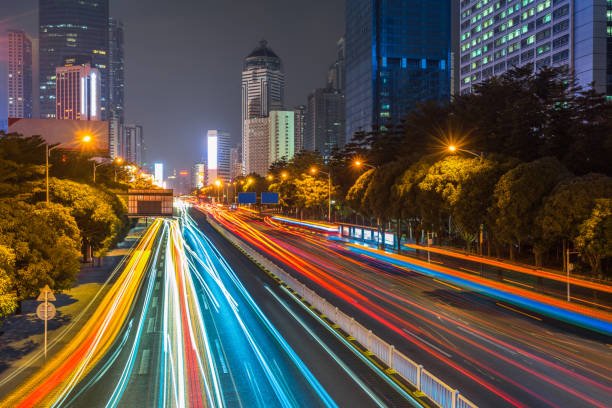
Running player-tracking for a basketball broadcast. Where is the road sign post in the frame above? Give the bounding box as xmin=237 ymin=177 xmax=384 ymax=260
xmin=37 ymin=285 xmax=56 ymax=361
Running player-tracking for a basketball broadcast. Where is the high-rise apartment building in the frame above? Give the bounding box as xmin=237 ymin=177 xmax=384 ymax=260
xmin=268 ymin=110 xmax=295 ymax=165
xmin=293 ymin=105 xmax=306 ymax=153
xmin=124 ymin=124 xmax=144 ymax=167
xmin=7 ymin=30 xmax=33 ymax=119
xmin=192 ymin=163 xmax=205 ymax=189
xmin=241 ymin=41 xmax=285 ymax=172
xmin=229 ymin=145 xmax=242 ymax=180
xmin=108 ymin=18 xmax=125 ymax=158
xmin=243 ymin=118 xmax=269 ymax=176
xmin=206 ymin=130 xmax=231 ymax=184
xmin=345 ymin=0 xmax=451 ymax=142
xmin=305 ymin=88 xmax=346 ymax=157
xmin=55 ymin=64 xmax=101 ymax=121
xmin=459 ymin=0 xmax=610 ymax=96
xmin=39 ymin=0 xmax=109 ymax=119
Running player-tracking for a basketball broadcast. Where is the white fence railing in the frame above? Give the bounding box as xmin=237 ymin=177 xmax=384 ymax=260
xmin=209 ymin=216 xmax=479 ymax=408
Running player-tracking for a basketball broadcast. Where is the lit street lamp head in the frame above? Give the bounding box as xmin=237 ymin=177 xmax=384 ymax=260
xmin=281 ymin=172 xmax=288 ymax=179
xmin=448 ymin=145 xmax=457 ymax=152
xmin=310 ymin=167 xmax=317 ymax=174
xmin=215 ymin=180 xmax=221 ymax=187
xmin=82 ymin=135 xmax=92 ymax=143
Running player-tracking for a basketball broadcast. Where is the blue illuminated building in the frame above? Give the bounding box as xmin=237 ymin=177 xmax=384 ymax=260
xmin=345 ymin=0 xmax=452 ymax=142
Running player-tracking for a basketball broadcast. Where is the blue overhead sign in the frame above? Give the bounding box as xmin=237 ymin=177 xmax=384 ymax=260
xmin=261 ymin=192 xmax=279 ymax=204
xmin=238 ymin=192 xmax=257 ymax=204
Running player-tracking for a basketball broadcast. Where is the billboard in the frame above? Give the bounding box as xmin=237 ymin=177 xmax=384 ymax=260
xmin=261 ymin=192 xmax=279 ymax=204
xmin=238 ymin=192 xmax=257 ymax=204
xmin=8 ymin=118 xmax=109 ymax=154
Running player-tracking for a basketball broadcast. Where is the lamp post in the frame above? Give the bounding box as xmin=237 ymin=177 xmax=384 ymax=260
xmin=310 ymin=167 xmax=331 ymax=223
xmin=46 ymin=135 xmax=92 ymax=203
xmin=215 ymin=179 xmax=222 ymax=203
xmin=354 ymin=160 xmax=376 ymax=170
xmin=92 ymin=157 xmax=123 ymax=183
xmin=447 ymin=145 xmax=484 ymax=161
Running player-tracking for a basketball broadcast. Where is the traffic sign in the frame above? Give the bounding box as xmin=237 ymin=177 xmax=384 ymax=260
xmin=36 ymin=302 xmax=56 ymax=321
xmin=37 ymin=285 xmax=56 ymax=302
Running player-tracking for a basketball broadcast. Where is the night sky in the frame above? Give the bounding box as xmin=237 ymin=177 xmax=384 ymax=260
xmin=0 ymin=0 xmax=345 ymax=172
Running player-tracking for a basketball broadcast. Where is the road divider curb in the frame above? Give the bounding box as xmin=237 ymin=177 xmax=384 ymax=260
xmin=206 ymin=213 xmax=479 ymax=408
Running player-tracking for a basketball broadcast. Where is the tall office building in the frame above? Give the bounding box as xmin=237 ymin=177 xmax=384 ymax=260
xmin=229 ymin=145 xmax=242 ymax=180
xmin=268 ymin=110 xmax=295 ymax=165
xmin=293 ymin=105 xmax=306 ymax=153
xmin=345 ymin=0 xmax=451 ymax=142
xmin=459 ymin=1 xmax=610 ymax=96
xmin=243 ymin=118 xmax=269 ymax=176
xmin=55 ymin=64 xmax=101 ymax=121
xmin=192 ymin=163 xmax=205 ymax=189
xmin=7 ymin=30 xmax=33 ymax=119
xmin=124 ymin=124 xmax=144 ymax=167
xmin=241 ymin=40 xmax=285 ymax=172
xmin=154 ymin=162 xmax=164 ymax=187
xmin=305 ymin=88 xmax=346 ymax=157
xmin=328 ymin=37 xmax=346 ymax=91
xmin=108 ymin=18 xmax=125 ymax=158
xmin=206 ymin=130 xmax=231 ymax=184
xmin=39 ymin=0 xmax=109 ymax=119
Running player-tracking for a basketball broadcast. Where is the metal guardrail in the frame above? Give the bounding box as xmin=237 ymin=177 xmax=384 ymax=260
xmin=209 ymin=215 xmax=479 ymax=408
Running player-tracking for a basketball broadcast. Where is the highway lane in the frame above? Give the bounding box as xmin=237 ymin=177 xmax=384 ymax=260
xmin=184 ymin=207 xmax=414 ymax=408
xmin=208 ymin=208 xmax=612 ymax=408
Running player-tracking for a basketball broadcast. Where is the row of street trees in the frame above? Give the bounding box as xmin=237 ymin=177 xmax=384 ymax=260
xmin=0 ymin=133 xmax=150 ymax=318
xmin=262 ymin=67 xmax=612 ymax=278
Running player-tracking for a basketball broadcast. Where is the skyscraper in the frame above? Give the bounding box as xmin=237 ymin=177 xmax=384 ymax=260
xmin=39 ymin=0 xmax=109 ymax=119
xmin=108 ymin=18 xmax=125 ymax=158
xmin=55 ymin=64 xmax=101 ymax=121
xmin=7 ymin=30 xmax=33 ymax=119
xmin=458 ymin=0 xmax=610 ymax=96
xmin=328 ymin=37 xmax=346 ymax=91
xmin=345 ymin=0 xmax=451 ymax=142
xmin=268 ymin=110 xmax=295 ymax=165
xmin=305 ymin=88 xmax=345 ymax=157
xmin=124 ymin=124 xmax=144 ymax=166
xmin=293 ymin=105 xmax=306 ymax=153
xmin=241 ymin=40 xmax=285 ymax=172
xmin=206 ymin=130 xmax=231 ymax=184
xmin=229 ymin=145 xmax=242 ymax=180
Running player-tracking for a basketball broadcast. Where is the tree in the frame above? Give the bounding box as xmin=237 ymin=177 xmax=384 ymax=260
xmin=574 ymin=199 xmax=612 ymax=278
xmin=0 ymin=200 xmax=81 ymax=300
xmin=0 ymin=245 xmax=18 ymax=318
xmin=293 ymin=174 xmax=335 ymax=218
xmin=346 ymin=168 xmax=375 ymax=218
xmin=490 ymin=157 xmax=571 ymax=264
xmin=537 ymin=174 xmax=612 ymax=264
xmin=47 ymin=178 xmax=122 ymax=260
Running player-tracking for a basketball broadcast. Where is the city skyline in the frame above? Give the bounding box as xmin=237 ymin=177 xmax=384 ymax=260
xmin=0 ymin=0 xmax=345 ymax=172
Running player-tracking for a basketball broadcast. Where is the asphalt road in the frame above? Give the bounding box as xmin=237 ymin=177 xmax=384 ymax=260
xmin=211 ymin=210 xmax=612 ymax=408
xmin=52 ymin=212 xmax=412 ymax=407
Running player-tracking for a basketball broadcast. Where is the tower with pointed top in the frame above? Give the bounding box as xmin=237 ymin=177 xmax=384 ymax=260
xmin=241 ymin=40 xmax=285 ymax=175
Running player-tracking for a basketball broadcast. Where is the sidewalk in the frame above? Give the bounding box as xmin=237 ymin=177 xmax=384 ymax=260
xmin=0 ymin=221 xmax=148 ymax=394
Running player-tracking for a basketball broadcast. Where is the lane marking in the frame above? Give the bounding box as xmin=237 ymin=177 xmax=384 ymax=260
xmin=402 ymin=329 xmax=452 ymax=358
xmin=433 ymin=279 xmax=462 ymax=291
xmin=504 ymin=278 xmax=534 ymax=289
xmin=496 ymin=303 xmax=542 ymax=321
xmin=139 ymin=349 xmax=151 ymax=375
xmin=456 ymin=326 xmax=517 ymax=356
xmin=214 ymin=339 xmax=229 ymax=374
xmin=147 ymin=317 xmax=155 ymax=333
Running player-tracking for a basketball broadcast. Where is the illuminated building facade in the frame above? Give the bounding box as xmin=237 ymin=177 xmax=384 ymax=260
xmin=293 ymin=105 xmax=306 ymax=153
xmin=268 ymin=110 xmax=295 ymax=165
xmin=124 ymin=124 xmax=144 ymax=167
xmin=305 ymin=87 xmax=345 ymax=157
xmin=243 ymin=118 xmax=269 ymax=176
xmin=39 ymin=0 xmax=109 ymax=119
xmin=206 ymin=130 xmax=231 ymax=184
xmin=345 ymin=0 xmax=451 ymax=142
xmin=8 ymin=30 xmax=33 ymax=119
xmin=229 ymin=145 xmax=242 ymax=180
xmin=154 ymin=162 xmax=164 ymax=187
xmin=55 ymin=64 xmax=101 ymax=121
xmin=459 ymin=0 xmax=610 ymax=97
xmin=108 ymin=18 xmax=125 ymax=159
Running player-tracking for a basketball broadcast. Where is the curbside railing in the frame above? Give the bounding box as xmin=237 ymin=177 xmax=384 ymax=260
xmin=208 ymin=215 xmax=479 ymax=408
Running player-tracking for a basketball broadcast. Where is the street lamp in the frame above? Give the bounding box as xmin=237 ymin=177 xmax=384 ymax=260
xmin=447 ymin=145 xmax=484 ymax=161
xmin=45 ymin=135 xmax=92 ymax=203
xmin=215 ymin=179 xmax=222 ymax=202
xmin=281 ymin=171 xmax=288 ymax=180
xmin=92 ymin=157 xmax=123 ymax=183
xmin=354 ymin=160 xmax=376 ymax=170
xmin=310 ymin=167 xmax=331 ymax=223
